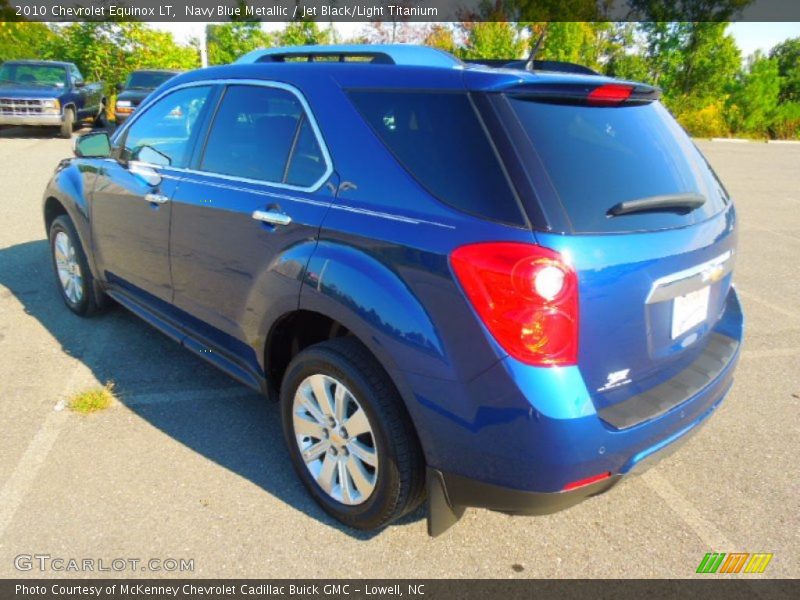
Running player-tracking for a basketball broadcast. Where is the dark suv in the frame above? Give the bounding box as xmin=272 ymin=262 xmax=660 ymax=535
xmin=114 ymin=69 xmax=181 ymax=124
xmin=42 ymin=45 xmax=743 ymax=535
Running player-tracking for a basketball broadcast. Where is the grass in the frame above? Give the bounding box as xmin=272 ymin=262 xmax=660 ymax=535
xmin=67 ymin=382 xmax=116 ymax=414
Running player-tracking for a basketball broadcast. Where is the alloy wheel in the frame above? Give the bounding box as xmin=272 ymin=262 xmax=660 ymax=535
xmin=53 ymin=231 xmax=83 ymax=304
xmin=292 ymin=374 xmax=379 ymax=505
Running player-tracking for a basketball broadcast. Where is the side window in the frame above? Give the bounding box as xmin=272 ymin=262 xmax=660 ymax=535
xmin=347 ymin=91 xmax=524 ymax=225
xmin=200 ymin=84 xmax=327 ymax=187
xmin=122 ymin=86 xmax=211 ymax=168
xmin=70 ymin=65 xmax=83 ymax=84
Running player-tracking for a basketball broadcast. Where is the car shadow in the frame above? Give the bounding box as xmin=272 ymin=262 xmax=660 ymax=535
xmin=0 ymin=239 xmax=424 ymax=540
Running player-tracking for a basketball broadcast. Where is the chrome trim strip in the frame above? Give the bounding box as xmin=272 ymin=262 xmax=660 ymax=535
xmin=111 ymin=78 xmax=333 ymax=194
xmin=172 ymin=173 xmax=456 ymax=230
xmin=646 ymin=250 xmax=733 ymax=304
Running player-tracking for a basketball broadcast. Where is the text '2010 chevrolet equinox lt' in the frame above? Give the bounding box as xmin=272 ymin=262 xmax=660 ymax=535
xmin=42 ymin=45 xmax=743 ymax=535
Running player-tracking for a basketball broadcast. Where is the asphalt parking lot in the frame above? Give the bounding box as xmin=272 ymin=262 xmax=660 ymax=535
xmin=0 ymin=126 xmax=797 ymax=579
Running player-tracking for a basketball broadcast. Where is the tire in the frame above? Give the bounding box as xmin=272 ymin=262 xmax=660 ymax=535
xmin=49 ymin=215 xmax=107 ymax=316
xmin=93 ymin=100 xmax=109 ymax=129
xmin=280 ymin=337 xmax=425 ymax=530
xmin=60 ymin=107 xmax=75 ymax=138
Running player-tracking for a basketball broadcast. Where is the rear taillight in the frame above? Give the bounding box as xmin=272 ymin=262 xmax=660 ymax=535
xmin=450 ymin=242 xmax=578 ymax=366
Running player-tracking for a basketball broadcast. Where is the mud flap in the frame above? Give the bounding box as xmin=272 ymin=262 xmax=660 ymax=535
xmin=426 ymin=468 xmax=465 ymax=537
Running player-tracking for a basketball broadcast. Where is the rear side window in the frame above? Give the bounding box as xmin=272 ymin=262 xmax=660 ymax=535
xmin=508 ymin=99 xmax=728 ymax=233
xmin=200 ymin=85 xmax=327 ymax=187
xmin=348 ymin=91 xmax=524 ymax=225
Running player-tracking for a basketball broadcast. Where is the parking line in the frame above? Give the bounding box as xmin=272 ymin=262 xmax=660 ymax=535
xmin=641 ymin=470 xmax=734 ymax=550
xmin=742 ymin=347 xmax=800 ymax=359
xmin=0 ymin=324 xmax=114 ymax=541
xmin=737 ymin=289 xmax=800 ymax=322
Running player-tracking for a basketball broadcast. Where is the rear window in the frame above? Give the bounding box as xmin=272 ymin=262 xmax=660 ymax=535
xmin=348 ymin=91 xmax=524 ymax=225
xmin=508 ymin=99 xmax=728 ymax=233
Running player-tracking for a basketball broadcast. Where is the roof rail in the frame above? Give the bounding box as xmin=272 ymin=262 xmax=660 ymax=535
xmin=465 ymin=59 xmax=600 ymax=76
xmin=235 ymin=45 xmax=463 ymax=69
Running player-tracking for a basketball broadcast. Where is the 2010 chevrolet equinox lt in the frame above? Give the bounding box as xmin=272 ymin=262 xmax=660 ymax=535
xmin=42 ymin=45 xmax=743 ymax=535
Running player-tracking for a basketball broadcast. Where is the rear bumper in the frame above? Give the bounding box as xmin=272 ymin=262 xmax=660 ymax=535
xmin=0 ymin=113 xmax=63 ymax=127
xmin=413 ymin=287 xmax=743 ymax=534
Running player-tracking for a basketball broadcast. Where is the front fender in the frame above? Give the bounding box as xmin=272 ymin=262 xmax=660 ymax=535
xmin=43 ymin=160 xmax=102 ymax=278
xmin=299 ymin=241 xmax=448 ymax=381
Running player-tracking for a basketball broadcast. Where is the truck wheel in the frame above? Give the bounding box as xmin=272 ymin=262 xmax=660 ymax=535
xmin=94 ymin=100 xmax=109 ymax=129
xmin=60 ymin=107 xmax=75 ymax=138
xmin=280 ymin=337 xmax=426 ymax=531
xmin=49 ymin=215 xmax=107 ymax=316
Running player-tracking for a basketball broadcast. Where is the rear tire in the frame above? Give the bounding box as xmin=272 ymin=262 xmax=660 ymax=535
xmin=94 ymin=100 xmax=109 ymax=129
xmin=59 ymin=108 xmax=75 ymax=139
xmin=280 ymin=337 xmax=425 ymax=530
xmin=49 ymin=215 xmax=107 ymax=316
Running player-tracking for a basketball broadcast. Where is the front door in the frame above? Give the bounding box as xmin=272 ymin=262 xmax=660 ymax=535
xmin=91 ymin=85 xmax=214 ymax=303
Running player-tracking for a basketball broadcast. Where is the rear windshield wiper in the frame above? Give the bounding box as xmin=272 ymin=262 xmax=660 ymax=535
xmin=607 ymin=193 xmax=706 ymax=217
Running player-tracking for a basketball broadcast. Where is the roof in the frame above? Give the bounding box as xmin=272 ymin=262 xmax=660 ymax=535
xmin=161 ymin=45 xmax=634 ymax=96
xmin=130 ymin=69 xmax=182 ymax=74
xmin=2 ymin=60 xmax=73 ymax=68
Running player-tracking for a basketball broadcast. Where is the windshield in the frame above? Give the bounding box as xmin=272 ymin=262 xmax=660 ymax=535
xmin=0 ymin=64 xmax=67 ymax=88
xmin=508 ymin=98 xmax=729 ymax=233
xmin=125 ymin=71 xmax=175 ymax=90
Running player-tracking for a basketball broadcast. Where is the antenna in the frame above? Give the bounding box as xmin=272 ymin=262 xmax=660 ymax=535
xmin=525 ymin=26 xmax=548 ymax=72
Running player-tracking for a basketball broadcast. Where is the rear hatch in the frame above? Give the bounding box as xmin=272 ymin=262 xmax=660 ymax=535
xmin=487 ymin=80 xmax=737 ymax=420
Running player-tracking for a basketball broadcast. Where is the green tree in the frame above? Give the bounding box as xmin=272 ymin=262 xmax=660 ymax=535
xmin=638 ymin=22 xmax=741 ymax=111
xmin=45 ymin=23 xmax=198 ymax=93
xmin=727 ymin=53 xmax=782 ymax=137
xmin=423 ymin=25 xmax=457 ymax=54
xmin=207 ymin=22 xmax=272 ymax=65
xmin=459 ymin=22 xmax=527 ymax=60
xmin=277 ymin=21 xmax=331 ymax=46
xmin=769 ymin=37 xmax=800 ymax=103
xmin=0 ymin=22 xmax=55 ymax=62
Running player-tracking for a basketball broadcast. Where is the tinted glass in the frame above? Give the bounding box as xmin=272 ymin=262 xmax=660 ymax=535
xmin=348 ymin=91 xmax=523 ymax=225
xmin=126 ymin=71 xmax=176 ymax=89
xmin=508 ymin=99 xmax=728 ymax=233
xmin=122 ymin=86 xmax=211 ymax=168
xmin=202 ymin=85 xmax=320 ymax=184
xmin=285 ymin=117 xmax=327 ymax=187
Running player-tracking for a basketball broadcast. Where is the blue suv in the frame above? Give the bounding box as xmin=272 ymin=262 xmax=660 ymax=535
xmin=42 ymin=45 xmax=743 ymax=535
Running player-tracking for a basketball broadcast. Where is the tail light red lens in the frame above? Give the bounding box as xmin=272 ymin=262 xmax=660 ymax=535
xmin=587 ymin=84 xmax=633 ymax=106
xmin=450 ymin=242 xmax=579 ymax=366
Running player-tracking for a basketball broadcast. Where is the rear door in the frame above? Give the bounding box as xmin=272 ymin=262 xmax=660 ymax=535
xmin=169 ymin=82 xmax=336 ymax=366
xmin=491 ymin=93 xmax=737 ymax=415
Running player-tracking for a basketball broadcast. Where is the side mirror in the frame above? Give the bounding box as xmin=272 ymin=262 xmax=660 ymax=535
xmin=74 ymin=80 xmax=86 ymax=88
xmin=115 ymin=83 xmax=124 ymax=93
xmin=74 ymin=131 xmax=111 ymax=158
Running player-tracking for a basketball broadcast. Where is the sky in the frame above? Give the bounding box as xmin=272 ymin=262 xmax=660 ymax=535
xmin=151 ymin=22 xmax=800 ymax=57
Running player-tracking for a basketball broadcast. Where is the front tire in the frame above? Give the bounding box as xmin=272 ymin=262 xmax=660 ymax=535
xmin=49 ymin=215 xmax=106 ymax=316
xmin=280 ymin=337 xmax=425 ymax=530
xmin=60 ymin=108 xmax=75 ymax=139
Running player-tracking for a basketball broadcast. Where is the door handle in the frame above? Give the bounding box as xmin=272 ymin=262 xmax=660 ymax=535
xmin=145 ymin=193 xmax=169 ymax=205
xmin=252 ymin=209 xmax=292 ymax=226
